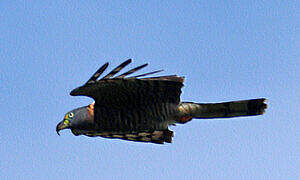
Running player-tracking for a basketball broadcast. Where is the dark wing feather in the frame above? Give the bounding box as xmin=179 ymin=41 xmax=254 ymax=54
xmin=114 ymin=63 xmax=148 ymax=78
xmin=130 ymin=70 xmax=164 ymax=78
xmin=70 ymin=60 xmax=184 ymax=134
xmin=101 ymin=59 xmax=131 ymax=79
xmin=85 ymin=62 xmax=109 ymax=84
xmin=84 ymin=129 xmax=174 ymax=144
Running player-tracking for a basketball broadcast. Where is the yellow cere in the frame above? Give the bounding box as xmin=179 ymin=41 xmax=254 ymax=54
xmin=64 ymin=119 xmax=70 ymax=125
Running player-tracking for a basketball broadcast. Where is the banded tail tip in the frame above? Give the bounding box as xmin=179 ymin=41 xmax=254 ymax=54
xmin=247 ymin=98 xmax=267 ymax=115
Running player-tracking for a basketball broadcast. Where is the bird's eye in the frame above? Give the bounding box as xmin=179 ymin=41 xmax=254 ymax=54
xmin=69 ymin=112 xmax=74 ymax=118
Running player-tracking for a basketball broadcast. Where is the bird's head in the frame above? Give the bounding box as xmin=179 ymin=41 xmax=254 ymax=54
xmin=56 ymin=105 xmax=93 ymax=136
xmin=56 ymin=110 xmax=76 ymax=135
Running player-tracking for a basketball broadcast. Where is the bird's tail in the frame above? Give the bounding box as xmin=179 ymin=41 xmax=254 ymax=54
xmin=176 ymin=98 xmax=267 ymax=123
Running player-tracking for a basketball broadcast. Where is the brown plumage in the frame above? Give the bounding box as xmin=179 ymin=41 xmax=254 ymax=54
xmin=56 ymin=59 xmax=267 ymax=144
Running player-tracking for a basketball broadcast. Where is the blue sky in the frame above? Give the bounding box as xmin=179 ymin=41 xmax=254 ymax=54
xmin=0 ymin=1 xmax=299 ymax=179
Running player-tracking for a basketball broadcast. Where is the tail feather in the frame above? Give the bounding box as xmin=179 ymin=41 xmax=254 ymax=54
xmin=177 ymin=98 xmax=267 ymax=121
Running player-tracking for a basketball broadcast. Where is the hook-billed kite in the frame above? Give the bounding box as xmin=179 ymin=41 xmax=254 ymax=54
xmin=56 ymin=59 xmax=267 ymax=144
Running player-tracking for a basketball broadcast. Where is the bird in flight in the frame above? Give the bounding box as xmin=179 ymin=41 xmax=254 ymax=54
xmin=56 ymin=59 xmax=267 ymax=144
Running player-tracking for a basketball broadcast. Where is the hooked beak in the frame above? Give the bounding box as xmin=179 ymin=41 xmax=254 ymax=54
xmin=56 ymin=120 xmax=69 ymax=136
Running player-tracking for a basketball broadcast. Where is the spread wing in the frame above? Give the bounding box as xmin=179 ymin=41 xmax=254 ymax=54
xmin=70 ymin=59 xmax=184 ymax=138
xmin=70 ymin=59 xmax=184 ymax=100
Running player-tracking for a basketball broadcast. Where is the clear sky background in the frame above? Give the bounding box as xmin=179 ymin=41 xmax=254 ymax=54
xmin=0 ymin=1 xmax=299 ymax=179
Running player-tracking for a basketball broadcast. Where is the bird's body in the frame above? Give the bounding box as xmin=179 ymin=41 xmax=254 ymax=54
xmin=57 ymin=59 xmax=267 ymax=144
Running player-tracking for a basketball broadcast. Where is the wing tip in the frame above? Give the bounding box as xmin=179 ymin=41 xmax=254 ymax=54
xmin=69 ymin=88 xmax=78 ymax=96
